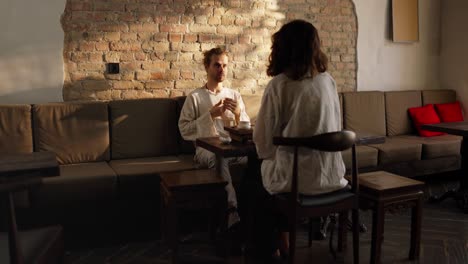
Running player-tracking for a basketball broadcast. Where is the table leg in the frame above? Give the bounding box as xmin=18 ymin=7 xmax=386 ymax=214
xmin=371 ymin=203 xmax=385 ymax=264
xmin=430 ymin=137 xmax=468 ymax=213
xmin=409 ymin=196 xmax=422 ymax=260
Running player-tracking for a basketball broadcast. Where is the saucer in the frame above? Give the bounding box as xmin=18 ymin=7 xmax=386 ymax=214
xmin=237 ymin=125 xmax=251 ymax=130
xmin=219 ymin=136 xmax=232 ymax=144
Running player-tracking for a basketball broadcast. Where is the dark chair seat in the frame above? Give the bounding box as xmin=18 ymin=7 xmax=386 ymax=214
xmin=276 ymin=186 xmax=354 ymax=207
xmin=0 ymin=226 xmax=64 ymax=264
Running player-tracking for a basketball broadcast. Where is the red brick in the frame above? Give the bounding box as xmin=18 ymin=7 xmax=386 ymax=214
xmin=160 ymin=24 xmax=187 ymax=33
xmin=184 ymin=34 xmax=198 ymax=43
xmin=169 ymin=33 xmax=182 ymax=42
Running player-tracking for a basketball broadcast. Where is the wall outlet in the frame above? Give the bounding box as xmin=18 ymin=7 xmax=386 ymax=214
xmin=107 ymin=63 xmax=120 ymax=74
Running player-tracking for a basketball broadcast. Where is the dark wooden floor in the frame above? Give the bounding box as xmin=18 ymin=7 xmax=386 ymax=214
xmin=64 ymin=179 xmax=468 ymax=264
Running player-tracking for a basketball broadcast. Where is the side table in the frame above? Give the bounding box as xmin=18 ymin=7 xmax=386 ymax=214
xmin=357 ymin=171 xmax=424 ymax=264
xmin=160 ymin=169 xmax=227 ymax=264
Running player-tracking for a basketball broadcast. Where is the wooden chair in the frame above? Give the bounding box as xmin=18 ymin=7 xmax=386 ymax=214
xmin=0 ymin=152 xmax=64 ymax=264
xmin=273 ymin=130 xmax=359 ymax=264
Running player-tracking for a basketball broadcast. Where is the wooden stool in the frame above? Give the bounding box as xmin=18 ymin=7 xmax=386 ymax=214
xmin=358 ymin=171 xmax=424 ymax=264
xmin=160 ymin=169 xmax=227 ymax=264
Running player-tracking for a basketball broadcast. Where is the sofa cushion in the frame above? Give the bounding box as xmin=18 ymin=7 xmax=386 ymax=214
xmin=33 ymin=102 xmax=110 ymax=164
xmin=343 ymin=91 xmax=386 ymax=136
xmin=110 ymin=98 xmax=180 ymax=159
xmin=435 ymin=101 xmax=464 ymax=122
xmin=369 ymin=137 xmax=422 ymax=165
xmin=173 ymin=96 xmax=196 ymax=154
xmin=385 ymin=91 xmax=422 ymax=136
xmin=0 ymin=105 xmax=33 ymax=154
xmin=408 ymin=104 xmax=445 ymax=137
xmin=241 ymin=94 xmax=262 ymax=125
xmin=341 ymin=145 xmax=379 ymax=169
xmin=109 ymin=155 xmax=196 ymax=195
xmin=422 ymin=90 xmax=456 ymax=105
xmin=30 ymin=162 xmax=117 ymax=208
xmin=397 ymin=135 xmax=461 ymax=159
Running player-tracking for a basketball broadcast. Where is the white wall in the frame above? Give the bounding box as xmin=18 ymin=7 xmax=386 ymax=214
xmin=0 ymin=0 xmax=66 ymax=104
xmin=354 ymin=0 xmax=441 ymax=91
xmin=440 ymin=0 xmax=468 ymax=113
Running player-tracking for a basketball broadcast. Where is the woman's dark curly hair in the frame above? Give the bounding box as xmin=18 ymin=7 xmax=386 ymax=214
xmin=267 ymin=20 xmax=328 ymax=80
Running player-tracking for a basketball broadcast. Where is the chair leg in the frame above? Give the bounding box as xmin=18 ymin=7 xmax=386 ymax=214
xmin=338 ymin=211 xmax=347 ymax=252
xmin=289 ymin=217 xmax=297 ymax=264
xmin=352 ymin=209 xmax=360 ymax=264
xmin=308 ymin=217 xmax=313 ymax=247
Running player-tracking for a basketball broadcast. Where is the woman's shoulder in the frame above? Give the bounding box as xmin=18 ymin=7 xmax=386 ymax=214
xmin=313 ymin=72 xmax=336 ymax=87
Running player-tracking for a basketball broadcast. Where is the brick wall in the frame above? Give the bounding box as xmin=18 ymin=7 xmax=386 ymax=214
xmin=62 ymin=0 xmax=357 ymax=101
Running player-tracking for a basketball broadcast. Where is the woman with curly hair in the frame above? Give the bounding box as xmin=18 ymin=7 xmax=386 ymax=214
xmin=252 ymin=19 xmax=346 ymax=261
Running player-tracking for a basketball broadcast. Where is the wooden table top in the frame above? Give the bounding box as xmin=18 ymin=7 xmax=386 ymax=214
xmin=0 ymin=151 xmax=59 ymax=192
xmin=355 ymin=132 xmax=386 ymax=145
xmin=422 ymin=121 xmax=468 ymax=137
xmin=196 ymin=137 xmax=256 ymax=157
xmin=160 ymin=169 xmax=227 ymax=191
xmin=357 ymin=171 xmax=424 ymax=191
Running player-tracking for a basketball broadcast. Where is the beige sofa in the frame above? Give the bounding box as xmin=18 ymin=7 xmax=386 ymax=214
xmin=340 ymin=89 xmax=461 ymax=177
xmin=0 ymin=89 xmax=461 ymax=229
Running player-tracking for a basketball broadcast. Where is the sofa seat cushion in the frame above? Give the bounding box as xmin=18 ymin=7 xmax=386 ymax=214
xmin=30 ymin=162 xmax=117 ymax=208
xmin=341 ymin=145 xmax=379 ymax=169
xmin=369 ymin=137 xmax=422 ymax=165
xmin=397 ymin=135 xmax=461 ymax=159
xmin=109 ymin=155 xmax=196 ymax=195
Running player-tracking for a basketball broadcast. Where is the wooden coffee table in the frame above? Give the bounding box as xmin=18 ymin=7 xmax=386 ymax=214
xmin=354 ymin=171 xmax=424 ymax=264
xmin=160 ymin=169 xmax=228 ymax=264
xmin=422 ymin=122 xmax=468 ymax=213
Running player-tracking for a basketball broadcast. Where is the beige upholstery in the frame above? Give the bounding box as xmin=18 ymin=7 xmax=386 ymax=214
xmin=397 ymin=135 xmax=462 ymax=159
xmin=0 ymin=105 xmax=33 ymax=154
xmin=422 ymin=90 xmax=456 ymax=105
xmin=341 ymin=145 xmax=379 ymax=169
xmin=385 ymin=91 xmax=422 ymax=136
xmin=343 ymin=91 xmax=386 ymax=136
xmin=109 ymin=155 xmax=196 ymax=194
xmin=30 ymin=162 xmax=117 ymax=208
xmin=33 ymin=102 xmax=110 ymax=164
xmin=173 ymin=96 xmax=195 ymax=154
xmin=110 ymin=98 xmax=179 ymax=159
xmin=369 ymin=137 xmax=422 ymax=165
xmin=242 ymin=94 xmax=263 ymax=125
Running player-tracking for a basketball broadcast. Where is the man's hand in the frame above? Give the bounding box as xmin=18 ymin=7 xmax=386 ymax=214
xmin=210 ymin=100 xmax=225 ymax=118
xmin=223 ymin=98 xmax=240 ymax=115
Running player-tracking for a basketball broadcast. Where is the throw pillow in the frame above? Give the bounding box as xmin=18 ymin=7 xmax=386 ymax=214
xmin=435 ymin=101 xmax=464 ymax=122
xmin=408 ymin=104 xmax=445 ymax=137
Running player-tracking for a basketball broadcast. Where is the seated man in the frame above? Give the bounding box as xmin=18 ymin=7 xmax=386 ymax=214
xmin=178 ymin=47 xmax=250 ymax=228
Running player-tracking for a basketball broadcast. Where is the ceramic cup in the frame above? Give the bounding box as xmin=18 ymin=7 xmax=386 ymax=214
xmin=238 ymin=120 xmax=251 ymax=129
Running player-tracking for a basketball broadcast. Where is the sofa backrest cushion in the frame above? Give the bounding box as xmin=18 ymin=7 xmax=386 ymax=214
xmin=0 ymin=105 xmax=33 ymax=154
xmin=33 ymin=102 xmax=110 ymax=164
xmin=385 ymin=91 xmax=422 ymax=136
xmin=343 ymin=91 xmax=386 ymax=136
xmin=110 ymin=98 xmax=179 ymax=159
xmin=422 ymin=90 xmax=456 ymax=105
xmin=241 ymin=94 xmax=263 ymax=124
xmin=173 ymin=96 xmax=195 ymax=154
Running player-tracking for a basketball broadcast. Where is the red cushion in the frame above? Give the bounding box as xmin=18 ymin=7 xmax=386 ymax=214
xmin=408 ymin=104 xmax=445 ymax=137
xmin=435 ymin=101 xmax=464 ymax=122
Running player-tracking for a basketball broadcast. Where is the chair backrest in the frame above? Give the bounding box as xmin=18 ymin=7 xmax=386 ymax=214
xmin=273 ymin=130 xmax=358 ymax=200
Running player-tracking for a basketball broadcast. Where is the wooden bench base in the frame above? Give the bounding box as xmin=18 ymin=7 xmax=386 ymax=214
xmin=357 ymin=171 xmax=424 ymax=264
xmin=160 ymin=169 xmax=227 ymax=264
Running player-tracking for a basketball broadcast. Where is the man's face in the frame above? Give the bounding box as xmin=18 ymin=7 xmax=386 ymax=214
xmin=206 ymin=54 xmax=228 ymax=83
